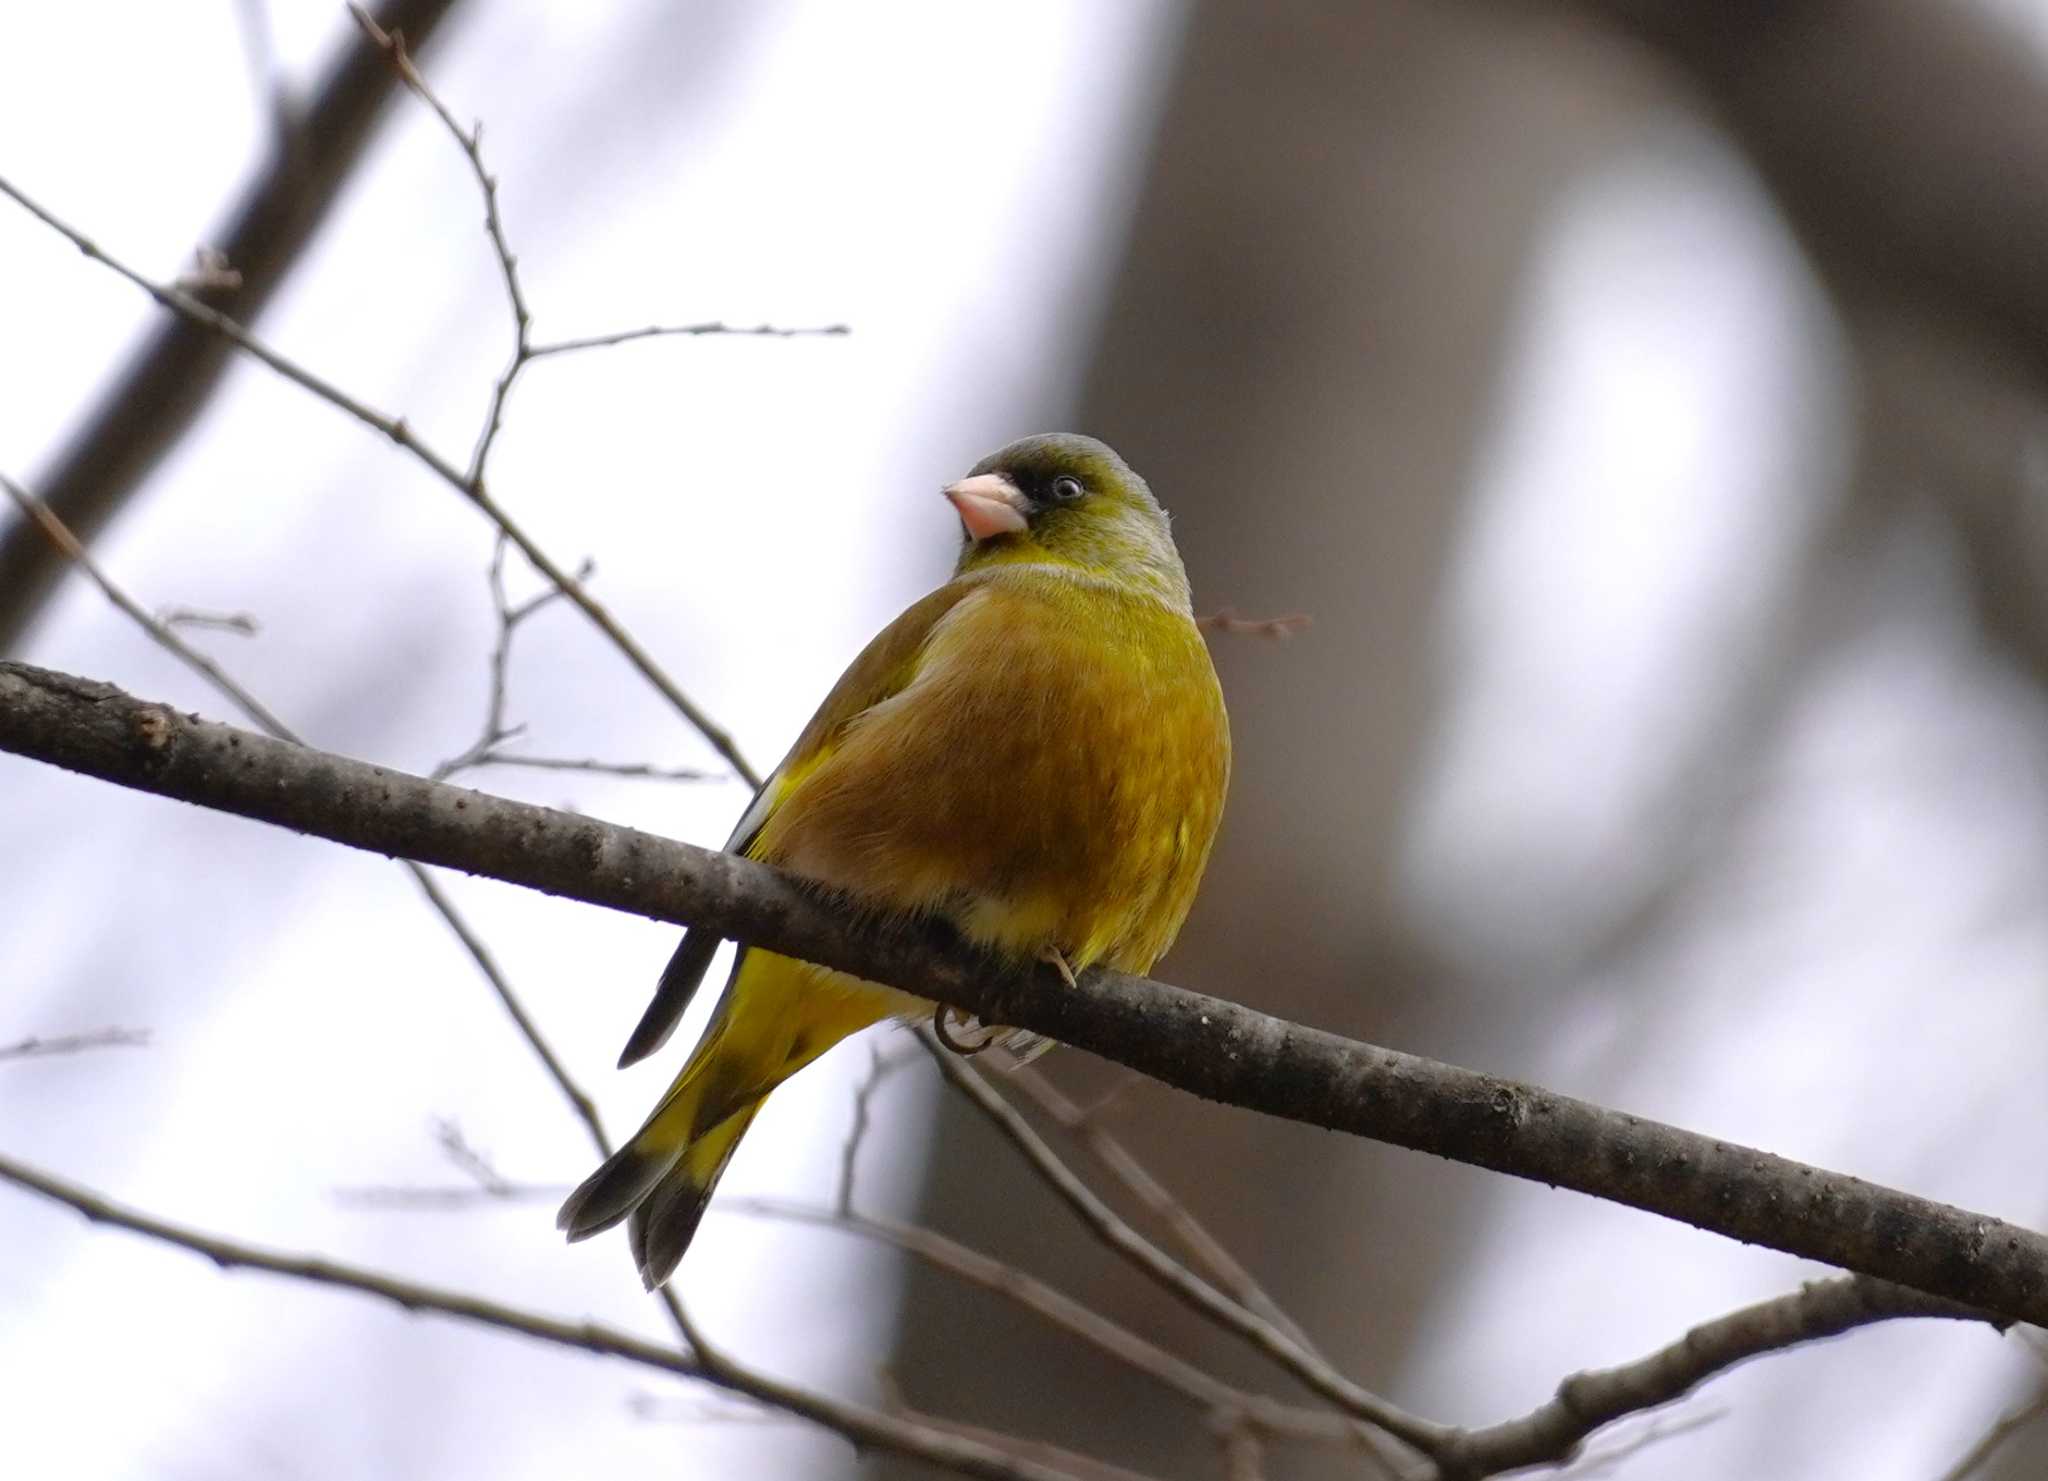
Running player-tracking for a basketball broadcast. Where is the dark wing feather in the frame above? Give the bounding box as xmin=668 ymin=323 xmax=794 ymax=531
xmin=610 ymin=579 xmax=980 ymax=1069
xmin=616 ymin=929 xmax=724 ymax=1067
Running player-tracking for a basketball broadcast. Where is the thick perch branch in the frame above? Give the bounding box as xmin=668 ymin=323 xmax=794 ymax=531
xmin=2 ymin=657 xmax=2043 ymax=1330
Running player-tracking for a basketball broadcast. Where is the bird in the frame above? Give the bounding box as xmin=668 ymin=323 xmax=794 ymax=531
xmin=557 ymin=433 xmax=1231 ymax=1288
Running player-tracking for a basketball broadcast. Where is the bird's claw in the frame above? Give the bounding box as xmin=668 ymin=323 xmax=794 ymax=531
xmin=932 ymin=1002 xmax=996 ymax=1056
xmin=1040 ymin=946 xmax=1079 ymax=990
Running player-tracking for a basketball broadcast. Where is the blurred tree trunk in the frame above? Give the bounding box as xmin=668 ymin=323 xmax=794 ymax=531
xmin=870 ymin=4 xmax=1638 ymax=1474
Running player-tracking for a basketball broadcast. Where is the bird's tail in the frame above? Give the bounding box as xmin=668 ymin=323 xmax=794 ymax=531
xmin=557 ymin=948 xmax=900 ymax=1288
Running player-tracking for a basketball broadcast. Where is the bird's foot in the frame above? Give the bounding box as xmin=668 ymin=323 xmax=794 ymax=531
xmin=931 ymin=1002 xmax=997 ymax=1056
xmin=1039 ymin=946 xmax=1079 ymax=989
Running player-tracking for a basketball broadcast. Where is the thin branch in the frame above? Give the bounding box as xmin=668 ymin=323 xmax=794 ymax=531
xmin=337 ymin=1172 xmax=1391 ymax=1457
xmin=720 ymin=1196 xmax=1377 ymax=1454
xmin=837 ymin=1044 xmax=915 ymax=1216
xmin=1432 ymin=1276 xmax=1996 ymax=1479
xmin=344 ymin=5 xmax=531 ymax=487
xmin=474 ymin=753 xmax=719 ymax=782
xmin=1 ymin=474 xmax=296 ymax=735
xmin=1550 ymin=1407 xmax=1725 ymax=1480
xmin=2 ymin=472 xmax=611 ymax=1153
xmin=430 ymin=540 xmax=709 ymax=785
xmin=7 ymin=659 xmax=2048 ymax=1335
xmin=1003 ymin=1061 xmax=1319 ymax=1353
xmin=347 ymin=9 xmax=840 ymax=795
xmin=529 ymin=321 xmax=851 ymax=357
xmin=158 ymin=606 xmax=260 ymax=635
xmin=0 ymin=0 xmax=464 ymax=652
xmin=0 ymin=1150 xmax=1126 ymax=1481
xmin=924 ymin=1031 xmax=1446 ymax=1457
xmin=0 ymin=1027 xmax=150 ymax=1062
xmin=3 ymin=475 xmax=715 ymax=1368
xmin=405 ymin=863 xmax=608 ymax=1152
xmin=430 ymin=534 xmax=562 ymax=781
xmin=0 ymin=174 xmax=761 ymax=788
xmin=434 ymin=1118 xmax=511 ymax=1196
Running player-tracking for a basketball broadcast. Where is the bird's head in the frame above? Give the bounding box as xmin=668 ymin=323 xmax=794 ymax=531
xmin=944 ymin=434 xmax=1190 ymax=611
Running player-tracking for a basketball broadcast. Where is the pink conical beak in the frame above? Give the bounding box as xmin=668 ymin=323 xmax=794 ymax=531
xmin=944 ymin=473 xmax=1029 ymax=540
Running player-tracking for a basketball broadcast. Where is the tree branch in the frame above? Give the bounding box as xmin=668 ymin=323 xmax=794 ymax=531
xmin=0 ymin=0 xmax=466 ymax=652
xmin=0 ymin=1149 xmax=1129 ymax=1481
xmin=2 ymin=656 xmax=2045 ymax=1333
xmin=0 ymin=173 xmax=761 ymax=788
xmin=718 ymin=1197 xmax=1374 ymax=1454
xmin=0 ymin=473 xmax=612 ymax=1159
xmin=1002 ymin=1060 xmax=1320 ymax=1352
xmin=1432 ymin=1275 xmax=1989 ymax=1478
xmin=920 ymin=1030 xmax=1443 ymax=1454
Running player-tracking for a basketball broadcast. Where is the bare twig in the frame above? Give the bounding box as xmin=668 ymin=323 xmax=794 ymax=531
xmin=1550 ymin=1407 xmax=1725 ymax=1479
xmin=0 ymin=174 xmax=761 ymax=788
xmin=0 ymin=1027 xmax=150 ymax=1062
xmin=158 ymin=606 xmax=260 ymax=635
xmin=1003 ymin=1062 xmax=1318 ymax=1354
xmin=3 ymin=469 xmax=615 ymax=1155
xmin=345 ymin=5 xmax=530 ymax=487
xmin=0 ymin=1150 xmax=1129 ymax=1481
xmin=340 ymin=1174 xmax=1386 ymax=1457
xmin=529 ymin=321 xmax=851 ymax=357
xmin=468 ymin=753 xmax=718 ymax=782
xmin=18 ymin=451 xmax=669 ymax=1378
xmin=346 ymin=9 xmax=851 ymax=795
xmin=837 ymin=1044 xmax=915 ymax=1216
xmin=721 ymin=1196 xmax=1376 ymax=1454
xmin=924 ymin=1031 xmax=1445 ymax=1457
xmin=1432 ymin=1276 xmax=1996 ymax=1479
xmin=431 ymin=540 xmax=710 ymax=785
xmin=0 ymin=0 xmax=464 ymax=652
xmin=430 ymin=534 xmax=567 ymax=780
xmin=406 ymin=863 xmax=609 ymax=1153
xmin=1 ymin=475 xmax=296 ymax=736
xmin=433 ymin=1119 xmax=511 ymax=1195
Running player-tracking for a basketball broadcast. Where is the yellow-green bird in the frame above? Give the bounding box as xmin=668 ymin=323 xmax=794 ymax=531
xmin=558 ymin=433 xmax=1230 ymax=1288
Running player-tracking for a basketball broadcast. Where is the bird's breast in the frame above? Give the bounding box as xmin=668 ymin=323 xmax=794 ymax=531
xmin=760 ymin=576 xmax=1229 ymax=974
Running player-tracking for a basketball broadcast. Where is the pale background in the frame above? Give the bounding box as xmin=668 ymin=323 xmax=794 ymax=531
xmin=3 ymin=4 xmax=2047 ymax=1479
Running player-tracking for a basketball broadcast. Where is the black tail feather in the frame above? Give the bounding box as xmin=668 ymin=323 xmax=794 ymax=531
xmin=618 ymin=930 xmax=723 ymax=1068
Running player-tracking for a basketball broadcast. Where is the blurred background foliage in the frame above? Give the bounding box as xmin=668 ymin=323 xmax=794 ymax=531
xmin=4 ymin=3 xmax=2048 ymax=1478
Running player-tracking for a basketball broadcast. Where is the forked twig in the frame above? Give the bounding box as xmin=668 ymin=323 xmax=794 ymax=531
xmin=0 ymin=171 xmax=761 ymax=788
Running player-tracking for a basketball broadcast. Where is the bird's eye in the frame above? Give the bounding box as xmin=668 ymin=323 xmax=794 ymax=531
xmin=1050 ymin=475 xmax=1085 ymax=503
